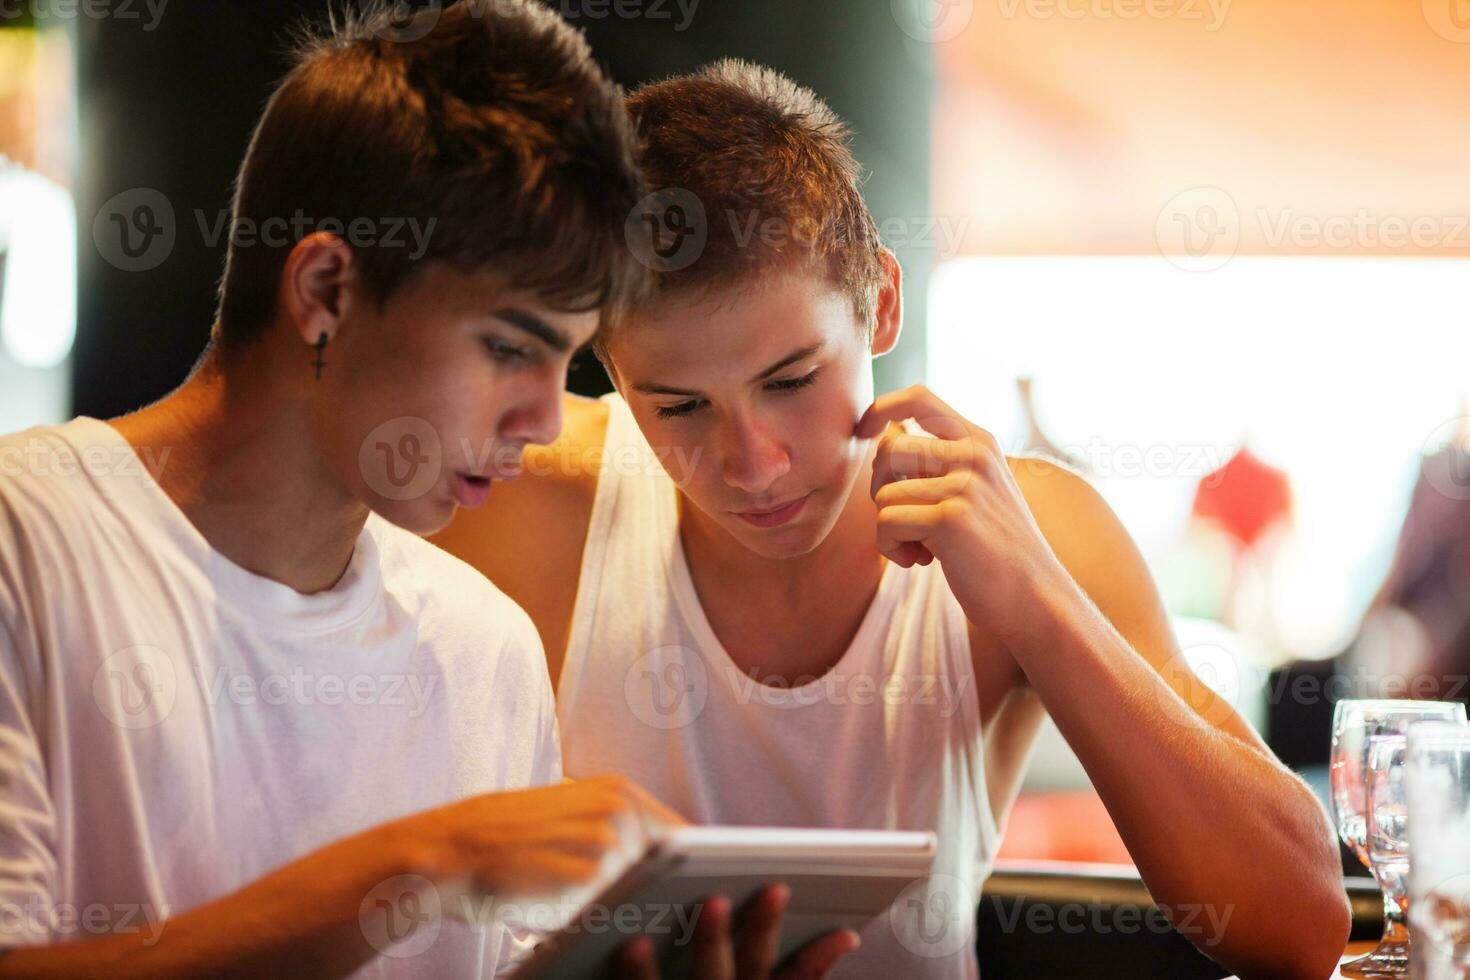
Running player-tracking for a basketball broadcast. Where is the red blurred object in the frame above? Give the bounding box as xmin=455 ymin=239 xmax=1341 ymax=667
xmin=1190 ymin=446 xmax=1292 ymax=551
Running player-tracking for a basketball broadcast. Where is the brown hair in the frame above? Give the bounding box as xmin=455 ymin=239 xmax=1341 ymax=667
xmin=215 ymin=0 xmax=646 ymax=350
xmin=613 ymin=58 xmax=884 ymax=334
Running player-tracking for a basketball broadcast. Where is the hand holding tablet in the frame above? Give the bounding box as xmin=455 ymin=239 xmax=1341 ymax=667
xmin=506 ymin=826 xmax=937 ymax=979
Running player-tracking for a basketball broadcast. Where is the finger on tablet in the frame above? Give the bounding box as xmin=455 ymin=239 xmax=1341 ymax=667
xmin=734 ymin=884 xmax=789 ymax=978
xmin=775 ymin=928 xmax=860 ymax=980
xmin=692 ymin=894 xmax=735 ymax=980
xmin=608 ymin=936 xmax=658 ymax=980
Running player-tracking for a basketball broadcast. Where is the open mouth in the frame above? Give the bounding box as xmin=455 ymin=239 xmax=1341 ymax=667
xmin=452 ymin=472 xmax=493 ymax=508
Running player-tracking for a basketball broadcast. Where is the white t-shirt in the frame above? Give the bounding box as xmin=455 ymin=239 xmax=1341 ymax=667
xmin=0 ymin=418 xmax=562 ymax=977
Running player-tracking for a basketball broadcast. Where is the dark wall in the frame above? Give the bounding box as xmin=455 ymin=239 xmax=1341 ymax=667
xmin=73 ymin=0 xmax=932 ymax=416
xmin=74 ymin=1 xmax=325 ymax=417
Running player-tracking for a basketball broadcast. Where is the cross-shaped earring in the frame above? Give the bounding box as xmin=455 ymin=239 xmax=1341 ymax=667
xmin=312 ymin=333 xmax=328 ymax=380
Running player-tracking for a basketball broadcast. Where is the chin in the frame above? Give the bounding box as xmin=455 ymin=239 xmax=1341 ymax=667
xmin=734 ymin=532 xmax=812 ymax=560
xmin=724 ymin=512 xmax=834 ymax=560
xmin=368 ymin=494 xmax=456 ymax=537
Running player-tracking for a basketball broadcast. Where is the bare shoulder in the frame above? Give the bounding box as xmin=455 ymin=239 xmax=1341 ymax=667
xmin=1005 ymin=453 xmax=1138 ymax=583
xmin=1002 ymin=453 xmax=1170 ymax=676
xmin=1003 ymin=457 xmax=1266 ymax=751
xmin=1005 ymin=453 xmax=1092 ymax=509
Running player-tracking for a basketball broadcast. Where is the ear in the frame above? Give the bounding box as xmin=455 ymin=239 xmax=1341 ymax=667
xmin=870 ymin=247 xmax=903 ymax=357
xmin=280 ymin=232 xmax=356 ymax=349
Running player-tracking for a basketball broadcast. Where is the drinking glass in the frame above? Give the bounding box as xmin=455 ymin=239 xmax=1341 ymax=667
xmin=1369 ymin=735 xmax=1411 ymax=960
xmin=1332 ymin=699 xmax=1468 ymax=978
xmin=1406 ymin=721 xmax=1470 ymax=980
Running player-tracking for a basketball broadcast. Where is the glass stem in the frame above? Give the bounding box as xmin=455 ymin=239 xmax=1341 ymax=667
xmin=1380 ymin=887 xmax=1409 ymax=948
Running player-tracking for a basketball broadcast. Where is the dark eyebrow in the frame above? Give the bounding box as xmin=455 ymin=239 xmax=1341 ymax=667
xmin=631 ymin=342 xmax=827 ymax=398
xmin=493 ymin=307 xmax=571 ymax=353
xmin=751 ymin=342 xmax=824 ymax=383
xmin=631 ymin=381 xmax=702 ymax=397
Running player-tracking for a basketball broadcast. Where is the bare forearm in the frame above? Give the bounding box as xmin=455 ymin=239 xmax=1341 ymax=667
xmin=0 ymin=825 xmax=414 ymax=980
xmin=1012 ymin=578 xmax=1349 ymax=978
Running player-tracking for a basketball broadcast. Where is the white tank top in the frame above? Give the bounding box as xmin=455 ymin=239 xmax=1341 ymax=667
xmin=557 ymin=394 xmax=1000 ymax=979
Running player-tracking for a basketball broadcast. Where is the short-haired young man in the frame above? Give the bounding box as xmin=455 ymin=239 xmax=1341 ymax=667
xmin=0 ymin=10 xmax=851 ymax=980
xmin=433 ymin=60 xmax=1352 ymax=978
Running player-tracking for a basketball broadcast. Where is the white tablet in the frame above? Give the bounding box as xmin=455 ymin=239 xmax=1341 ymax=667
xmin=507 ymin=826 xmax=937 ymax=979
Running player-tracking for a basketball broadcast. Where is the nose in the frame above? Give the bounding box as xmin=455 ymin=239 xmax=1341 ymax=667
xmin=720 ymin=410 xmax=791 ymax=495
xmin=501 ymin=371 xmax=564 ymax=449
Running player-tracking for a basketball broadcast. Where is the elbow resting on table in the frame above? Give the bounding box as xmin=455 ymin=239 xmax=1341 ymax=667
xmin=1210 ymin=782 xmax=1352 ymax=979
xmin=1279 ymin=820 xmax=1354 ymax=977
xmin=1234 ymin=862 xmax=1352 ymax=980
xmin=1292 ymin=889 xmax=1353 ymax=980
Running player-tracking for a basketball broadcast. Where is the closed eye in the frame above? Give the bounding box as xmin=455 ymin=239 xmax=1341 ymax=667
xmin=654 ymin=368 xmax=820 ymax=420
xmin=482 ymin=336 xmax=532 ymax=364
xmin=766 ymin=367 xmax=820 ymax=394
xmin=654 ymin=398 xmax=704 ymax=419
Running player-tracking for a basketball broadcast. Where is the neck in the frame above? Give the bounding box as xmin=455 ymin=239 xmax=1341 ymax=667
xmin=109 ymin=338 xmax=370 ymax=594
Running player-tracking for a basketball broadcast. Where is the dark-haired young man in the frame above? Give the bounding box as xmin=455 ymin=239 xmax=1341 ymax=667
xmin=0 ymin=7 xmax=851 ymax=979
xmin=434 ymin=60 xmax=1352 ymax=978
